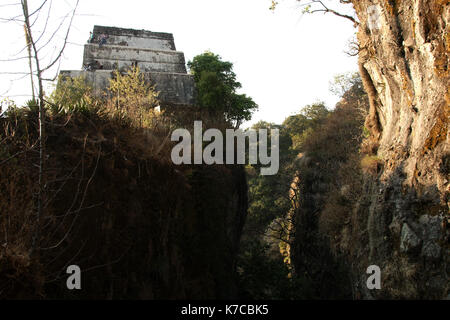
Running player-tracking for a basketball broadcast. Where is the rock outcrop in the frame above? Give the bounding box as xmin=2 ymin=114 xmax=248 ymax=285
xmin=0 ymin=112 xmax=247 ymax=299
xmin=289 ymin=1 xmax=448 ymax=299
xmin=350 ymin=0 xmax=449 ymax=298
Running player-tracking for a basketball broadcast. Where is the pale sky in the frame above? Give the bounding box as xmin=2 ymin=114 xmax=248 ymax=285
xmin=0 ymin=0 xmax=358 ymax=127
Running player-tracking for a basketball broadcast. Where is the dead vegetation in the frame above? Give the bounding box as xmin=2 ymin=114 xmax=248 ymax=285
xmin=0 ymin=72 xmax=247 ymax=299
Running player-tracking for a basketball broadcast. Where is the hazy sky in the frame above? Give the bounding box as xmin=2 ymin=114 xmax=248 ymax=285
xmin=0 ymin=0 xmax=358 ymax=127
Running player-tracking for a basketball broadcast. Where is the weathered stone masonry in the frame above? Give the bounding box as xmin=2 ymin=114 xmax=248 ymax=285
xmin=61 ymin=25 xmax=196 ymax=107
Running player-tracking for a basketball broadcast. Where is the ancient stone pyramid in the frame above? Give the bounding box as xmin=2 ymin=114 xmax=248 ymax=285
xmin=61 ymin=25 xmax=196 ymax=107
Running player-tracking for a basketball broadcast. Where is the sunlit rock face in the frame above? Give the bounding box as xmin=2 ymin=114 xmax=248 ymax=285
xmin=61 ymin=25 xmax=196 ymax=107
xmin=289 ymin=1 xmax=449 ymax=300
xmin=350 ymin=0 xmax=449 ymax=299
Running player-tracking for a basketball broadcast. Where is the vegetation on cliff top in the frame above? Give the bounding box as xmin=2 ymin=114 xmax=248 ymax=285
xmin=0 ymin=67 xmax=248 ymax=299
xmin=188 ymin=52 xmax=258 ymax=127
xmin=237 ymin=73 xmax=370 ymax=299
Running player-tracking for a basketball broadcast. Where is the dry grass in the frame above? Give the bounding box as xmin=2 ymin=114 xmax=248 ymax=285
xmin=360 ymin=155 xmax=384 ymax=176
xmin=0 ymin=92 xmax=243 ymax=299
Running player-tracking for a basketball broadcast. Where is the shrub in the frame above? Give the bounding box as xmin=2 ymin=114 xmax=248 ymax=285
xmin=107 ymin=66 xmax=160 ymax=127
xmin=49 ymin=75 xmax=99 ymax=114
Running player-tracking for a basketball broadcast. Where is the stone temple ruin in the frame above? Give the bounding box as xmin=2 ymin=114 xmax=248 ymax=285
xmin=61 ymin=25 xmax=196 ymax=107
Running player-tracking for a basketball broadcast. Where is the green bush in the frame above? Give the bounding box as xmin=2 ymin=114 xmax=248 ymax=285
xmin=49 ymin=75 xmax=99 ymax=114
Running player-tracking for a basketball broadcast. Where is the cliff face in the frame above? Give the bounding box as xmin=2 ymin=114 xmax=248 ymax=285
xmin=0 ymin=113 xmax=247 ymax=299
xmin=351 ymin=0 xmax=449 ymax=298
xmin=289 ymin=1 xmax=448 ymax=299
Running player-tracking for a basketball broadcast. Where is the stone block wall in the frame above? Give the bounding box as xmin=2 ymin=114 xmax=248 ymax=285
xmin=92 ymin=25 xmax=176 ymax=50
xmin=61 ymin=25 xmax=195 ymax=107
xmin=83 ymin=44 xmax=187 ymax=73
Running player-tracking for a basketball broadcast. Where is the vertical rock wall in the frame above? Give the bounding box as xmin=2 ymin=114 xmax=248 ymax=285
xmin=350 ymin=0 xmax=449 ymax=298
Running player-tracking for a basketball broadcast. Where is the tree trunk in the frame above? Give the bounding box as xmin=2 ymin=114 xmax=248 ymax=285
xmin=22 ymin=0 xmax=46 ymax=256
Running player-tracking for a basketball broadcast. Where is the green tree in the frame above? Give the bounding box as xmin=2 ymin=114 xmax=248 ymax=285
xmin=283 ymin=102 xmax=329 ymax=151
xmin=108 ymin=66 xmax=160 ymax=126
xmin=188 ymin=51 xmax=258 ymax=126
xmin=330 ymin=72 xmax=364 ymax=98
xmin=50 ymin=75 xmax=97 ymax=114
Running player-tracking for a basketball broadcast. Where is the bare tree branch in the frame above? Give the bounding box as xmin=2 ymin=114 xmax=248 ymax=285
xmin=15 ymin=0 xmax=79 ymax=256
xmin=41 ymin=0 xmax=79 ymax=72
xmin=309 ymin=0 xmax=358 ymax=25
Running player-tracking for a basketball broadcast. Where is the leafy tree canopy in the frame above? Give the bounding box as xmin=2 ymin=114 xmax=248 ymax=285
xmin=329 ymin=72 xmax=364 ymax=98
xmin=188 ymin=51 xmax=258 ymax=126
xmin=282 ymin=102 xmax=329 ymax=151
